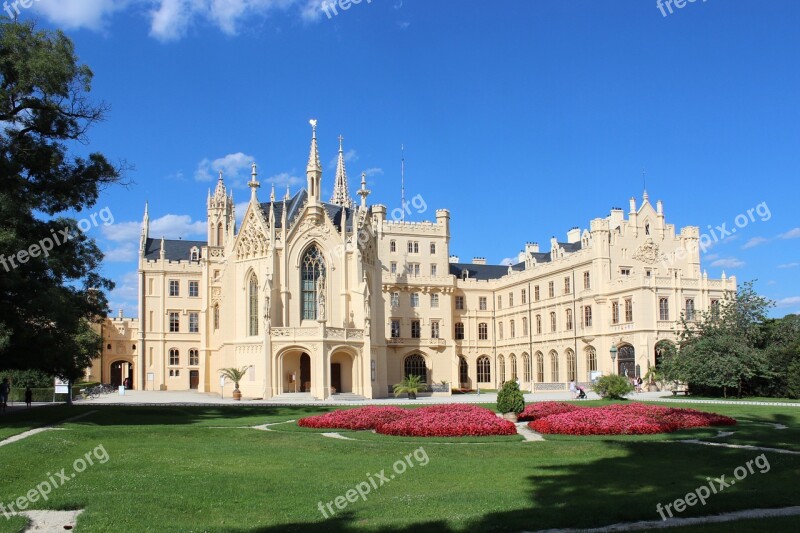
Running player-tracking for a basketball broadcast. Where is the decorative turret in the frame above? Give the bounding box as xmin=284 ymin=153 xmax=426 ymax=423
xmin=357 ymin=171 xmax=371 ymax=210
xmin=139 ymin=202 xmax=150 ymax=253
xmin=330 ymin=135 xmax=355 ymax=208
xmin=249 ymin=162 xmax=261 ymax=203
xmin=208 ymin=170 xmax=235 ymax=247
xmin=306 ymin=119 xmax=322 ymax=204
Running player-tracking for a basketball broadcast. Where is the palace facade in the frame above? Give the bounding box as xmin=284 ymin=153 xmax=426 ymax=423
xmin=95 ymin=122 xmax=736 ymax=399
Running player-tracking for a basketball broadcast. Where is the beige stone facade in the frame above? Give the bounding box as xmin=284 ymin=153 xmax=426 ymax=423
xmin=107 ymin=123 xmax=736 ymax=399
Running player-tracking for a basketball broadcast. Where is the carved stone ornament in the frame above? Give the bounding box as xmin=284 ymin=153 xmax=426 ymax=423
xmin=632 ymin=238 xmax=665 ymax=265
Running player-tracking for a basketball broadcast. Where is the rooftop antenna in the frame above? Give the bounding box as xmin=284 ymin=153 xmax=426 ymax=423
xmin=401 ymin=144 xmax=406 ymax=222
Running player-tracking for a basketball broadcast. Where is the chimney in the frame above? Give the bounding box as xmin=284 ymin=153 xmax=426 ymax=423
xmin=118 ymin=309 xmax=124 ymax=320
xmin=567 ymin=227 xmax=581 ymax=244
xmin=472 ymin=257 xmax=486 ymax=265
xmin=449 ymin=255 xmax=460 ymax=263
xmin=525 ymin=242 xmax=539 ymax=254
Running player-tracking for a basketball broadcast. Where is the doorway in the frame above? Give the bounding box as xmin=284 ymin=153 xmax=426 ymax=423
xmin=331 ymin=363 xmax=341 ymax=393
xmin=300 ymin=353 xmax=311 ymax=392
xmin=189 ymin=370 xmax=199 ymax=390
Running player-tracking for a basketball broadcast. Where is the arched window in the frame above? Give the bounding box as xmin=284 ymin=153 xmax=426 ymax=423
xmin=248 ymin=274 xmax=259 ymax=336
xmin=477 ymin=356 xmax=491 ymax=383
xmin=216 ymin=222 xmax=223 ymax=247
xmin=459 ymin=356 xmax=469 ymax=385
xmin=510 ymin=354 xmax=518 ymax=380
xmin=498 ymin=355 xmax=506 ymax=384
xmin=566 ymin=349 xmax=577 ymax=382
xmin=478 ymin=322 xmax=488 ymax=340
xmin=618 ymin=344 xmax=636 ymax=377
xmin=522 ymin=353 xmax=531 ymax=382
xmin=404 ymin=354 xmax=427 ymax=383
xmin=301 ymin=246 xmax=326 ymax=320
xmin=586 ymin=347 xmax=597 ymax=373
xmin=550 ymin=350 xmax=559 ymax=382
xmin=536 ymin=314 xmax=542 ymax=334
xmin=213 ymin=304 xmax=220 ymax=330
xmin=169 ymin=349 xmax=179 ymax=366
xmin=536 ymin=352 xmax=544 ymax=382
xmin=189 ymin=349 xmax=199 ymax=366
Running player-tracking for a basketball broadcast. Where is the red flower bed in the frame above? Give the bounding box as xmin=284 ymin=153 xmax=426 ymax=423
xmin=297 ymin=406 xmax=408 ymax=430
xmin=518 ymin=402 xmax=582 ymax=422
xmin=529 ymin=403 xmax=736 ymax=435
xmin=297 ymin=404 xmax=517 ymax=437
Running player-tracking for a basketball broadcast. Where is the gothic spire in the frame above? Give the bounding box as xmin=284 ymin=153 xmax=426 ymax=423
xmin=306 ymin=119 xmax=322 ymax=203
xmin=330 ymin=134 xmax=354 ymax=208
xmin=249 ymin=162 xmax=260 ymax=202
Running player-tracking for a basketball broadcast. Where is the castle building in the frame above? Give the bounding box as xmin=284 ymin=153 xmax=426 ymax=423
xmin=108 ymin=122 xmax=735 ymax=399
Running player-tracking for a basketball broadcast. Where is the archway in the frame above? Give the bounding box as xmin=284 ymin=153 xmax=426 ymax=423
xmin=110 ymin=360 xmax=134 ymax=389
xmin=618 ymin=344 xmax=636 ymax=378
xmin=281 ymin=351 xmax=312 ymax=393
xmin=330 ymin=350 xmax=356 ymax=394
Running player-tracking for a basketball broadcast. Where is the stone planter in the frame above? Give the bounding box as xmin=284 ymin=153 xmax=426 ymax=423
xmin=232 ymin=388 xmax=242 ymax=401
xmin=503 ymin=412 xmax=518 ymax=423
xmin=408 ymin=391 xmax=417 ymax=400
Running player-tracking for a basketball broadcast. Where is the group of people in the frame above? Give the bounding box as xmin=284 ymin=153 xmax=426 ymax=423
xmin=0 ymin=378 xmax=34 ymax=413
xmin=631 ymin=376 xmax=644 ymax=393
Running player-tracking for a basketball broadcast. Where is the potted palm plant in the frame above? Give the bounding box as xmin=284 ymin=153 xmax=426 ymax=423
xmin=393 ymin=374 xmax=423 ymax=400
xmin=219 ymin=366 xmax=251 ymax=401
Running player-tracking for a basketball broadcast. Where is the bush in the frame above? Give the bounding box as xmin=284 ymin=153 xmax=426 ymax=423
xmin=787 ymin=359 xmax=800 ymax=399
xmin=592 ymin=374 xmax=634 ymax=400
xmin=496 ymin=380 xmax=525 ymax=414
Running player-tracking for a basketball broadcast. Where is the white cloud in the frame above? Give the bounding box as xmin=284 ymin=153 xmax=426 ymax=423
xmin=778 ymin=263 xmax=800 ymax=269
xmin=703 ymin=253 xmax=719 ymax=261
xmin=499 ymin=257 xmax=516 ymax=266
xmin=107 ymin=270 xmax=140 ymax=317
xmin=266 ymin=172 xmax=303 ymax=187
xmin=32 ymin=0 xmax=131 ymax=31
xmin=235 ymin=201 xmax=249 ymax=225
xmin=195 ymin=152 xmax=256 ymax=182
xmin=742 ymin=237 xmax=769 ymax=249
xmin=711 ymin=258 xmax=744 ymax=269
xmin=328 ymin=149 xmax=358 ymax=169
xmin=363 ymin=167 xmax=384 ymax=177
xmin=779 ymin=228 xmax=800 ymax=240
xmin=102 ymin=213 xmax=206 ymax=243
xmin=103 ymin=243 xmax=139 ymax=262
xmin=777 ymin=296 xmax=800 ymax=308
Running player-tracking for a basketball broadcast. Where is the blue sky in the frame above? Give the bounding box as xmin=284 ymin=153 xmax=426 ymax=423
xmin=16 ymin=0 xmax=800 ymax=317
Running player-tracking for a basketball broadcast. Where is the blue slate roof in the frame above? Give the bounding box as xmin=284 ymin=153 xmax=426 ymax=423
xmin=143 ymin=238 xmax=207 ymax=261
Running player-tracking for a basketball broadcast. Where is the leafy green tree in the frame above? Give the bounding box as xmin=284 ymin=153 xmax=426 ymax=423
xmin=0 ymin=19 xmax=124 ymax=381
xmin=496 ymin=380 xmax=525 ymax=414
xmin=660 ymin=281 xmax=772 ymax=398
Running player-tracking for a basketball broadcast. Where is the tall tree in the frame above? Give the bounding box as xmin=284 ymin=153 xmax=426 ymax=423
xmin=661 ymin=281 xmax=773 ymax=398
xmin=0 ymin=19 xmax=124 ymax=380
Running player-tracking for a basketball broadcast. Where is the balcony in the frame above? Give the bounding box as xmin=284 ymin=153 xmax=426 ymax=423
xmin=270 ymin=327 xmax=364 ymax=341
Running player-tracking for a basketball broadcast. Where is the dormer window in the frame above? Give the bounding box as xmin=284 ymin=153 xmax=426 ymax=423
xmin=190 ymin=247 xmax=200 ymax=261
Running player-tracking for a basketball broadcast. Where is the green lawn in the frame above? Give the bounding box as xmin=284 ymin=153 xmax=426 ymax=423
xmin=0 ymin=402 xmax=798 ymax=532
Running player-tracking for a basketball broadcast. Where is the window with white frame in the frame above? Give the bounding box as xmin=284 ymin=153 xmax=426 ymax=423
xmin=169 ymin=280 xmax=179 ymax=297
xmin=431 ymin=320 xmax=440 ymax=339
xmin=478 ymin=322 xmax=488 ymax=340
xmin=410 ymin=293 xmax=420 ymax=308
xmin=189 ymin=312 xmax=199 ymax=333
xmin=411 ymin=320 xmax=421 ymax=339
xmin=169 ymin=348 xmax=179 ymax=366
xmin=189 ymin=280 xmax=199 ymax=298
xmin=189 ymin=349 xmax=199 ymax=366
xmin=430 ymin=293 xmax=439 ymax=308
xmin=391 ymin=292 xmax=400 ymax=308
xmin=169 ymin=312 xmax=180 ymax=333
xmin=479 ymin=297 xmax=487 ymax=311
xmin=659 ymin=298 xmax=669 ymax=320
xmin=391 ymin=319 xmax=401 ymax=338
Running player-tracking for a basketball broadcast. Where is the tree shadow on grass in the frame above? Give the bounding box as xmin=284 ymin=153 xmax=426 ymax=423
xmin=232 ymin=439 xmax=800 ymax=532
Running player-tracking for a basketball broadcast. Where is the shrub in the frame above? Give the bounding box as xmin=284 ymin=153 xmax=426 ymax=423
xmin=496 ymin=380 xmax=525 ymax=414
xmin=787 ymin=359 xmax=800 ymax=399
xmin=593 ymin=374 xmax=634 ymax=400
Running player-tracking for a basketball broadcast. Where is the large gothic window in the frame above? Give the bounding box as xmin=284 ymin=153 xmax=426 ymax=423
xmin=477 ymin=356 xmax=491 ymax=383
xmin=404 ymin=354 xmax=427 ymax=383
xmin=302 ymin=246 xmax=326 ymax=320
xmin=248 ymin=274 xmax=259 ymax=336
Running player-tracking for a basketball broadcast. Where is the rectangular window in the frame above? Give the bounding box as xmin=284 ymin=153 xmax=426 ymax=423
xmin=391 ymin=292 xmax=400 ymax=308
xmin=612 ymin=301 xmax=620 ymax=324
xmin=169 ymin=280 xmax=179 ymax=297
xmin=430 ymin=242 xmax=436 ymax=254
xmin=710 ymin=299 xmax=720 ymax=316
xmin=189 ymin=281 xmax=199 ymax=298
xmin=536 ymin=315 xmax=542 ymax=334
xmin=564 ymin=277 xmax=571 ymax=294
xmin=509 ymin=292 xmax=514 ymax=307
xmin=189 ymin=312 xmax=199 ymax=333
xmin=535 ymin=285 xmax=540 ymax=302
xmin=548 ymin=281 xmax=555 ymax=298
xmin=510 ymin=320 xmax=515 ymax=338
xmin=431 ymin=320 xmax=440 ymax=339
xmin=479 ymin=297 xmax=487 ymax=311
xmin=478 ymin=322 xmax=488 ymax=340
xmin=391 ymin=262 xmax=397 ymax=274
xmin=686 ymin=299 xmax=696 ymax=320
xmin=430 ymin=264 xmax=437 ymax=277
xmin=189 ymin=350 xmax=199 ymax=366
xmin=455 ymin=296 xmax=464 ymax=310
xmin=455 ymin=322 xmax=464 ymax=340
xmin=498 ymin=322 xmax=504 ymax=340
xmin=625 ymin=298 xmax=633 ymax=322
xmin=148 ymin=278 xmax=153 ymax=295
xmin=566 ymin=309 xmax=573 ymax=331
xmin=407 ymin=241 xmax=419 ymax=254
xmin=169 ymin=312 xmax=180 ymax=333
xmin=410 ymin=263 xmax=420 ymax=276
xmin=497 ymin=296 xmax=502 ymax=310
xmin=430 ymin=293 xmax=439 ymax=308
xmin=410 ymin=293 xmax=420 ymax=308
xmin=621 ymin=268 xmax=631 ymax=276
xmin=521 ymin=289 xmax=527 ymax=304
xmin=522 ymin=317 xmax=528 ymax=336
xmin=391 ymin=320 xmax=401 ymax=338
xmin=550 ymin=312 xmax=557 ymax=332
xmin=169 ymin=350 xmax=179 ymax=366
xmin=659 ymin=298 xmax=669 ymax=321
xmin=390 ymin=240 xmax=396 ymax=253
xmin=411 ymin=320 xmax=421 ymax=339
xmin=583 ymin=271 xmax=591 ymax=289
xmin=584 ymin=305 xmax=593 ymax=327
